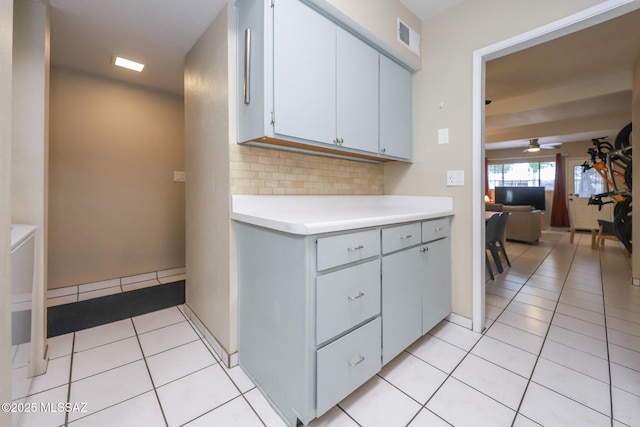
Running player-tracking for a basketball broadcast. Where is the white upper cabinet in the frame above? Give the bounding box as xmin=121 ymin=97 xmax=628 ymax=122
xmin=336 ymin=28 xmax=379 ymax=153
xmin=237 ymin=0 xmax=413 ymax=162
xmin=380 ymin=55 xmax=413 ymax=160
xmin=273 ymin=0 xmax=336 ymax=144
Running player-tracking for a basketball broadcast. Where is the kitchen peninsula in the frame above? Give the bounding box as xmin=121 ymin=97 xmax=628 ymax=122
xmin=232 ymin=195 xmax=453 ymax=426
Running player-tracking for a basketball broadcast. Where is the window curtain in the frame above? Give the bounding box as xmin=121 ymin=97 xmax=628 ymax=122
xmin=550 ymin=153 xmax=571 ymax=227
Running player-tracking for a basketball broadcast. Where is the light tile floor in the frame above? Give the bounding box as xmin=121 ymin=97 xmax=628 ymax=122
xmin=12 ymin=231 xmax=640 ymax=426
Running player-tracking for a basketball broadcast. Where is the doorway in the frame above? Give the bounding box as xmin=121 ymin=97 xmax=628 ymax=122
xmin=471 ymin=0 xmax=640 ymax=333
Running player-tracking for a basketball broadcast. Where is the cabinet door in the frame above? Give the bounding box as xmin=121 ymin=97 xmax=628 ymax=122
xmin=336 ymin=28 xmax=379 ymax=153
xmin=379 ymin=55 xmax=412 ymax=159
xmin=382 ymin=247 xmax=422 ymax=365
xmin=422 ymin=237 xmax=452 ymax=334
xmin=273 ymin=0 xmax=336 ymax=144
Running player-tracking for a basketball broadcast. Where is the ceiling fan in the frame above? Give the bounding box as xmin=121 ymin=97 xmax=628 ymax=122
xmin=523 ymin=138 xmax=562 ymax=152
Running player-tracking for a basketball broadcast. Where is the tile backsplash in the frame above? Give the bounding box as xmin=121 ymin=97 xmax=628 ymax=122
xmin=230 ymin=145 xmax=384 ymax=195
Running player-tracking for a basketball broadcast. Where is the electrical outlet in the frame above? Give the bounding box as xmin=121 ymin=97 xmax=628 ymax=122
xmin=447 ymin=170 xmax=464 ymax=186
xmin=173 ymin=171 xmax=186 ymax=182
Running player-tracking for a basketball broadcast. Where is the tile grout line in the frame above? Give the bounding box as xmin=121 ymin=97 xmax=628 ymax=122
xmin=500 ymin=234 xmax=578 ymax=425
xmin=130 ymin=318 xmax=170 ymax=427
xmin=178 ymin=307 xmax=269 ymax=427
xmin=403 ymin=233 xmax=569 ymax=426
xmin=600 ymin=246 xmax=615 ymax=427
xmin=63 ymin=332 xmax=76 ymax=427
xmin=510 ymin=232 xmax=580 ymax=425
xmin=511 ymin=233 xmax=619 ymax=422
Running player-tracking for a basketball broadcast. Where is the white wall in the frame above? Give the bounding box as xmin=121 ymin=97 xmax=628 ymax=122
xmin=11 ymin=0 xmax=49 ymax=377
xmin=385 ymin=0 xmax=604 ymax=320
xmin=185 ymin=4 xmax=235 ymax=355
xmin=632 ymin=50 xmax=640 ymax=282
xmin=0 ymin=0 xmax=13 ymax=419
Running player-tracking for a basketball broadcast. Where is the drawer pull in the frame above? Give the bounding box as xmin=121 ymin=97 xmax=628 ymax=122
xmin=400 ymin=234 xmax=413 ymax=240
xmin=347 ymin=291 xmax=365 ymax=301
xmin=347 ymin=245 xmax=364 ymax=251
xmin=419 ymin=246 xmax=429 ymax=253
xmin=348 ymin=355 xmax=365 ymax=367
xmin=434 ymin=227 xmax=444 ymax=232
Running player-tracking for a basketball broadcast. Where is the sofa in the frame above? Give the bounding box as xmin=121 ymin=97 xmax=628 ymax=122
xmin=486 ymin=203 xmax=542 ymax=243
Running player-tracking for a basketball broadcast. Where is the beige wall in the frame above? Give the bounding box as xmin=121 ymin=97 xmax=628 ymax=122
xmin=0 ymin=0 xmax=13 ymax=419
xmin=48 ymin=67 xmax=185 ymax=289
xmin=230 ymin=145 xmax=383 ymax=195
xmin=322 ymin=0 xmax=421 ymax=69
xmin=185 ymin=4 xmax=234 ymax=353
xmin=385 ymin=0 xmax=604 ymax=319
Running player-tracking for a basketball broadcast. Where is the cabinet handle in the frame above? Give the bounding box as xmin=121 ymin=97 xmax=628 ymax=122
xmin=348 ymin=245 xmax=364 ymax=251
xmin=434 ymin=227 xmax=444 ymax=232
xmin=348 ymin=355 xmax=365 ymax=367
xmin=339 ymin=138 xmax=344 ymax=145
xmin=347 ymin=291 xmax=365 ymax=301
xmin=243 ymin=28 xmax=251 ymax=105
xmin=420 ymin=246 xmax=429 ymax=253
xmin=380 ymin=147 xmax=386 ymax=154
xmin=400 ymin=234 xmax=413 ymax=240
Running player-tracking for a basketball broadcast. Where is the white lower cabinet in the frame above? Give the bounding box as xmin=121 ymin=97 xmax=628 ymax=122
xmin=236 ymin=217 xmax=451 ymax=426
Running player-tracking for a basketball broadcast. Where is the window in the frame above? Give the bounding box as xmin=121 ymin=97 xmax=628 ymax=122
xmin=488 ymin=162 xmax=555 ymax=190
xmin=573 ymin=165 xmax=605 ymax=197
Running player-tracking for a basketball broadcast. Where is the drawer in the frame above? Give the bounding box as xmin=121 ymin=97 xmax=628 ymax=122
xmin=316 ymin=259 xmax=380 ymax=344
xmin=317 ymin=229 xmax=380 ymax=271
xmin=316 ymin=317 xmax=381 ymax=416
xmin=382 ymin=222 xmax=421 ymax=254
xmin=422 ymin=217 xmax=450 ymax=243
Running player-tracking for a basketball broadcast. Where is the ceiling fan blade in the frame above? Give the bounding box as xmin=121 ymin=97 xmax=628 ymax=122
xmin=541 ymin=143 xmax=562 ymax=149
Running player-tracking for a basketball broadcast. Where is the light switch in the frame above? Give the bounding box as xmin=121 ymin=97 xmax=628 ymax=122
xmin=438 ymin=128 xmax=449 ymax=144
xmin=446 ymin=170 xmax=464 ymax=186
xmin=174 ymin=171 xmax=186 ymax=182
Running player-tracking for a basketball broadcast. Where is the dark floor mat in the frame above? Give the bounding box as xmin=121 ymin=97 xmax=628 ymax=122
xmin=47 ymin=280 xmax=185 ymax=337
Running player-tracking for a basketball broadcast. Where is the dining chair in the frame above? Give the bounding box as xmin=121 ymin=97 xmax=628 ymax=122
xmin=494 ymin=212 xmax=511 ymax=268
xmin=485 ymin=213 xmax=502 ymax=278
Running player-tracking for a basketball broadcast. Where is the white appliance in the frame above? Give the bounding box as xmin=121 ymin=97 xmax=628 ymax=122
xmin=10 ymin=224 xmax=46 ymax=409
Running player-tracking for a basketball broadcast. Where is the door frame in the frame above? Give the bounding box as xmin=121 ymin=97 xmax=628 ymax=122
xmin=471 ymin=0 xmax=640 ymax=332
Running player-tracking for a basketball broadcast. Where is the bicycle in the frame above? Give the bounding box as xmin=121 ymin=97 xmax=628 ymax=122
xmin=581 ymin=123 xmax=632 ymax=252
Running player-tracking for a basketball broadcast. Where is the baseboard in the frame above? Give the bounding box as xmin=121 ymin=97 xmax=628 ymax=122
xmin=446 ymin=312 xmax=473 ymax=330
xmin=182 ymin=305 xmax=238 ymax=368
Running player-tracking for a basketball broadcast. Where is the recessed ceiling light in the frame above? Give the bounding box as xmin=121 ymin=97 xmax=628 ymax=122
xmin=113 ymin=56 xmax=145 ymax=72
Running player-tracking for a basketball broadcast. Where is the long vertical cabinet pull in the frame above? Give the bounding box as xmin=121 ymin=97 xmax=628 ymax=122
xmin=243 ymin=28 xmax=251 ymax=105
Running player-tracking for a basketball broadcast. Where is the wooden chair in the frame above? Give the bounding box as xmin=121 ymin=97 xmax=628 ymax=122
xmin=597 ymin=220 xmax=618 ymax=247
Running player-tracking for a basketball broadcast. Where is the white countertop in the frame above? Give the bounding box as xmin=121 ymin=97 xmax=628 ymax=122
xmin=231 ymin=195 xmax=454 ymax=235
xmin=11 ymin=224 xmax=37 ymax=251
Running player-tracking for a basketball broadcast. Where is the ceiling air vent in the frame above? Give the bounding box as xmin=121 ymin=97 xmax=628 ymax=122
xmin=397 ymin=18 xmax=420 ymax=56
